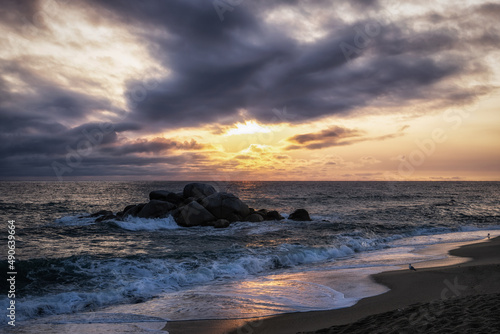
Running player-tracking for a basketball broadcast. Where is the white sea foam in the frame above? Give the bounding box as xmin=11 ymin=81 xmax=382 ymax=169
xmin=10 ymin=226 xmax=500 ymax=322
xmin=112 ymin=215 xmax=180 ymax=231
xmin=6 ymin=236 xmax=383 ymax=321
xmin=54 ymin=215 xmax=96 ymax=226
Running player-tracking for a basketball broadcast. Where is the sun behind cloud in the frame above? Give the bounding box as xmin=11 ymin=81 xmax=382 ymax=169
xmin=224 ymin=120 xmax=272 ymax=136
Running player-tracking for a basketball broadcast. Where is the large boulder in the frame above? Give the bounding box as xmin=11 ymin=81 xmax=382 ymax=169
xmin=289 ymin=209 xmax=312 ymax=221
xmin=174 ymin=201 xmax=216 ymax=227
xmin=183 ymin=183 xmax=217 ymax=200
xmin=137 ymin=200 xmax=176 ymax=218
xmin=201 ymin=192 xmax=250 ymax=220
xmin=149 ymin=190 xmax=184 ymax=206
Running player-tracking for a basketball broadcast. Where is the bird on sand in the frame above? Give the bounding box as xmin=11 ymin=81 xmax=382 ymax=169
xmin=409 ymin=264 xmax=417 ymax=271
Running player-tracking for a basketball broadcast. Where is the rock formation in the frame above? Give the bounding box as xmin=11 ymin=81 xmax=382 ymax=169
xmin=89 ymin=182 xmax=311 ymax=228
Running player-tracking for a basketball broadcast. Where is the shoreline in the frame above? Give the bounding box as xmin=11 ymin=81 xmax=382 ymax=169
xmin=164 ymin=236 xmax=500 ymax=334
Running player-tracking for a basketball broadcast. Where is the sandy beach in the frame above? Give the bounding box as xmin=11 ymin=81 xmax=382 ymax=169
xmin=164 ymin=236 xmax=500 ymax=334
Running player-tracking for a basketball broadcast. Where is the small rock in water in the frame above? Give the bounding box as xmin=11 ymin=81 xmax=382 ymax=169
xmin=246 ymin=213 xmax=264 ymax=222
xmin=265 ymin=210 xmax=285 ymax=221
xmin=213 ymin=219 xmax=231 ymax=228
xmin=289 ymin=209 xmax=311 ymax=221
xmin=256 ymin=209 xmax=268 ymax=216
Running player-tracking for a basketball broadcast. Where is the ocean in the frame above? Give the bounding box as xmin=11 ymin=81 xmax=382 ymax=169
xmin=1 ymin=181 xmax=499 ymax=329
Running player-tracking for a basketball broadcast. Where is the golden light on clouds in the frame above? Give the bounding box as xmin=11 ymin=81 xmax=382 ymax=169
xmin=2 ymin=0 xmax=166 ymax=117
xmin=224 ymin=120 xmax=272 ymax=136
xmin=1 ymin=0 xmax=498 ymax=180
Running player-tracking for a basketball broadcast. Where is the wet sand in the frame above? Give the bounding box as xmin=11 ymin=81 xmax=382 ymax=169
xmin=164 ymin=237 xmax=500 ymax=334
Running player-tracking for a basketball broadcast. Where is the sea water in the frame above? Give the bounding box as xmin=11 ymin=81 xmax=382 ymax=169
xmin=0 ymin=181 xmax=499 ymax=327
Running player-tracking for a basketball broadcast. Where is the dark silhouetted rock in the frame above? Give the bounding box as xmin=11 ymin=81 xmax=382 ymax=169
xmin=89 ymin=210 xmax=113 ymax=218
xmin=96 ymin=183 xmax=292 ymax=228
xmin=137 ymin=200 xmax=176 ymax=218
xmin=265 ymin=210 xmax=284 ymax=221
xmin=257 ymin=209 xmax=268 ymax=216
xmin=174 ymin=201 xmax=216 ymax=227
xmin=183 ymin=183 xmax=217 ymax=200
xmin=226 ymin=213 xmax=242 ymax=223
xmin=86 ymin=210 xmax=115 ymax=222
xmin=123 ymin=205 xmax=136 ymax=213
xmin=149 ymin=190 xmax=184 ymax=206
xmin=289 ymin=209 xmax=311 ymax=221
xmin=122 ymin=204 xmax=146 ymax=218
xmin=149 ymin=190 xmax=170 ymax=201
xmin=214 ymin=219 xmax=230 ymax=228
xmin=246 ymin=213 xmax=264 ymax=222
xmin=181 ymin=197 xmax=196 ymax=207
xmin=201 ymin=192 xmax=250 ymax=220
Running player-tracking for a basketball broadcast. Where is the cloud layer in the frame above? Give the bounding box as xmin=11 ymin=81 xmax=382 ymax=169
xmin=1 ymin=0 xmax=499 ymax=179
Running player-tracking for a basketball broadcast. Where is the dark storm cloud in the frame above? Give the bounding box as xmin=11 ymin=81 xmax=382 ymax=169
xmin=286 ymin=125 xmax=408 ymax=150
xmin=0 ymin=59 xmax=116 ymax=122
xmin=0 ymin=152 xmax=207 ymax=179
xmin=81 ymin=0 xmax=495 ymax=129
xmin=288 ymin=126 xmax=362 ymax=145
xmin=0 ymin=122 xmax=137 ymax=158
xmin=99 ymin=138 xmax=208 ymax=156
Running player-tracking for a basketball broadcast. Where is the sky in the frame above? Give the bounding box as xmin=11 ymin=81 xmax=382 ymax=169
xmin=1 ymin=0 xmax=499 ymax=181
